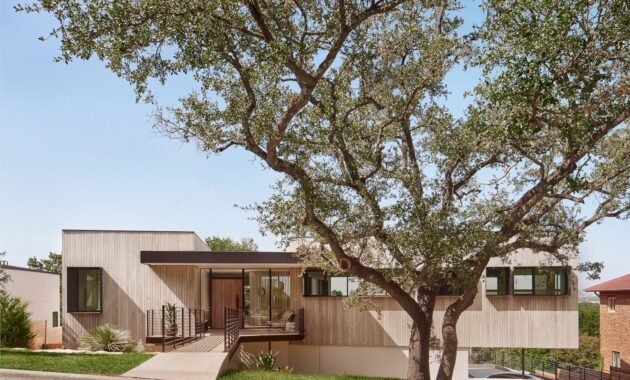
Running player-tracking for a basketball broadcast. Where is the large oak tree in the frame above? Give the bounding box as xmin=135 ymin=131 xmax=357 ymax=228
xmin=19 ymin=0 xmax=629 ymax=379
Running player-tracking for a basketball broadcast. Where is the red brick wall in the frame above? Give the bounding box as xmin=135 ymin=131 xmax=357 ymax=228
xmin=600 ymin=292 xmax=630 ymax=370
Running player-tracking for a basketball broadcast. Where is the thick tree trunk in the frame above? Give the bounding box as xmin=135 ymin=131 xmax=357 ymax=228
xmin=407 ymin=321 xmax=433 ymax=380
xmin=435 ymin=312 xmax=459 ymax=380
xmin=407 ymin=292 xmax=436 ymax=380
xmin=436 ymin=291 xmax=478 ymax=380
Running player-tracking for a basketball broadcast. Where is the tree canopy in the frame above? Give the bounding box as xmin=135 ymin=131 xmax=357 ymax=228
xmin=205 ymin=236 xmax=258 ymax=251
xmin=18 ymin=1 xmax=629 ymax=379
xmin=27 ymin=252 xmax=61 ymax=274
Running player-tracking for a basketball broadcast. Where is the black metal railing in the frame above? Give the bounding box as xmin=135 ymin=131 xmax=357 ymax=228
xmin=146 ymin=306 xmax=210 ymax=352
xmin=471 ymin=351 xmax=630 ymax=380
xmin=224 ymin=307 xmax=242 ymax=353
xmin=223 ymin=307 xmax=305 ymax=355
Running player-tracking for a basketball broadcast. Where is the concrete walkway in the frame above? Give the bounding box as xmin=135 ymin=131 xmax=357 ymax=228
xmin=122 ymin=352 xmax=229 ymax=380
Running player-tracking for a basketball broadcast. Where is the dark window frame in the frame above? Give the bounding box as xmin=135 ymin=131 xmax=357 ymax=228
xmin=52 ymin=311 xmax=59 ymax=327
xmin=67 ymin=267 xmax=103 ymax=313
xmin=302 ymin=269 xmax=387 ymax=297
xmin=486 ymin=267 xmax=511 ymax=296
xmin=512 ymin=266 xmax=569 ymax=296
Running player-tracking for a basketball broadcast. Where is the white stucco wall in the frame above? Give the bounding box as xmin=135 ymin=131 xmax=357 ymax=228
xmin=4 ymin=267 xmax=60 ymax=326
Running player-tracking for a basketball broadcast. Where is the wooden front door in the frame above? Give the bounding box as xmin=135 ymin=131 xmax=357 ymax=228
xmin=211 ymin=279 xmax=242 ymax=328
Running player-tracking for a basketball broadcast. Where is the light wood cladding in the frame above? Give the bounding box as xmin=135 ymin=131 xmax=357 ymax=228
xmin=62 ymin=231 xmax=578 ymax=350
xmin=62 ymin=230 xmax=205 ymax=348
xmin=290 ymin=264 xmax=578 ymax=349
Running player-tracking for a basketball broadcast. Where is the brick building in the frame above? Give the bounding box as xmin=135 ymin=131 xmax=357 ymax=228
xmin=585 ymin=273 xmax=630 ymax=371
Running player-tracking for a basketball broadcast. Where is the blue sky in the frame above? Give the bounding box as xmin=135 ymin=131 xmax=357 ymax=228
xmin=0 ymin=1 xmax=627 ymax=291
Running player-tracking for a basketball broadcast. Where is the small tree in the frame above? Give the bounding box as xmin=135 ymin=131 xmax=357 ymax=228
xmin=0 ymin=251 xmax=10 ymax=289
xmin=27 ymin=252 xmax=61 ymax=274
xmin=0 ymin=291 xmax=34 ymax=348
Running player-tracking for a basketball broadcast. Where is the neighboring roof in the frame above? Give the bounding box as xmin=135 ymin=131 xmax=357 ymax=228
xmin=140 ymin=251 xmax=299 ymax=265
xmin=584 ymin=273 xmax=630 ymax=292
xmin=1 ymin=265 xmax=60 ymax=276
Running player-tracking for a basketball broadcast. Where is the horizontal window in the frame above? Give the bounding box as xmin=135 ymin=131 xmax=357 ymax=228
xmin=67 ymin=267 xmax=102 ymax=312
xmin=486 ymin=267 xmax=510 ymax=296
xmin=438 ymin=285 xmax=465 ymax=296
xmin=513 ymin=267 xmax=568 ymax=296
xmin=303 ymin=270 xmax=386 ymax=297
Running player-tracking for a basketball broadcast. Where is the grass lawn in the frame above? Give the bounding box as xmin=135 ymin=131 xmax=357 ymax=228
xmin=219 ymin=370 xmax=397 ymax=380
xmin=0 ymin=349 xmax=153 ymax=376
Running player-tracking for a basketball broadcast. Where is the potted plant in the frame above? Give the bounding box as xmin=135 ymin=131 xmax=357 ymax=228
xmin=164 ymin=303 xmax=178 ymax=337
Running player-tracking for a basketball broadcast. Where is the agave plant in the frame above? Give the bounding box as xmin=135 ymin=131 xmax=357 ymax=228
xmin=79 ymin=324 xmax=132 ymax=352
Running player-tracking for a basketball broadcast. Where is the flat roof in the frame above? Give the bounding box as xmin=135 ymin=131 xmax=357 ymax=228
xmin=1 ymin=265 xmax=60 ymax=276
xmin=63 ymin=229 xmax=195 ymax=233
xmin=140 ymin=251 xmax=299 ymax=266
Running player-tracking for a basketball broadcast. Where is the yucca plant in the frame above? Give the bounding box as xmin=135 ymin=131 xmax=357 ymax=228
xmin=238 ymin=347 xmax=278 ymax=371
xmin=79 ymin=324 xmax=132 ymax=352
xmin=164 ymin=302 xmax=178 ymax=337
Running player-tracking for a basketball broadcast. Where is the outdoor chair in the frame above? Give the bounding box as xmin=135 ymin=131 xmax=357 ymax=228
xmin=266 ymin=310 xmax=295 ymax=331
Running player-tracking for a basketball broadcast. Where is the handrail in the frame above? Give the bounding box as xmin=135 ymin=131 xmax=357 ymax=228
xmin=146 ymin=306 xmax=210 ymax=352
xmin=224 ymin=307 xmax=241 ymax=353
xmin=471 ymin=351 xmax=630 ymax=380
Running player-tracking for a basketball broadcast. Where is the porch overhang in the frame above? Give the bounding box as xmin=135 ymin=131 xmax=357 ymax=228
xmin=140 ymin=250 xmax=299 ymax=267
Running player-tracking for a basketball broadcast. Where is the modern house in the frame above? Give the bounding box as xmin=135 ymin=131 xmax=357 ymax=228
xmin=1 ymin=262 xmax=62 ymax=348
xmin=62 ymin=229 xmax=579 ymax=379
xmin=585 ymin=273 xmax=630 ymax=371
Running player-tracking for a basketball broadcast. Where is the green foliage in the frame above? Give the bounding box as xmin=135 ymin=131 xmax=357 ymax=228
xmin=553 ymin=334 xmax=601 ymax=369
xmin=0 ymin=349 xmax=152 ymax=376
xmin=27 ymin=252 xmax=61 ymax=274
xmin=205 ymin=236 xmax=258 ymax=251
xmin=18 ymin=0 xmax=629 ymax=378
xmin=0 ymin=291 xmax=34 ymax=348
xmin=164 ymin=302 xmax=177 ymax=325
xmin=78 ymin=324 xmax=133 ymax=352
xmin=0 ymin=251 xmax=10 ymax=289
xmin=579 ymin=302 xmax=600 ymax=337
xmin=472 ymin=334 xmax=602 ymax=370
xmin=239 ymin=347 xmax=278 ymax=371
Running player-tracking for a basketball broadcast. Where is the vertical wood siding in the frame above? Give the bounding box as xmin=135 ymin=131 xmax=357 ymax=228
xmin=62 ymin=230 xmax=202 ymax=348
xmin=290 ymin=251 xmax=579 ymax=348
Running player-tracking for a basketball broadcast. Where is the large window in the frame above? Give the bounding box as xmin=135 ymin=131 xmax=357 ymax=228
xmin=303 ymin=270 xmax=385 ymax=296
xmin=512 ymin=267 xmax=568 ymax=296
xmin=486 ymin=267 xmax=510 ymax=296
xmin=67 ymin=267 xmax=102 ymax=312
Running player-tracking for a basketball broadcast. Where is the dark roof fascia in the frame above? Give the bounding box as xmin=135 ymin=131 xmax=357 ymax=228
xmin=140 ymin=250 xmax=299 ymax=265
xmin=0 ymin=265 xmax=61 ymax=276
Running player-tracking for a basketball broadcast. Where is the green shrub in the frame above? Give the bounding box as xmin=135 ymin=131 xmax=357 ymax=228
xmin=238 ymin=347 xmax=279 ymax=371
xmin=79 ymin=324 xmax=133 ymax=352
xmin=0 ymin=291 xmax=34 ymax=348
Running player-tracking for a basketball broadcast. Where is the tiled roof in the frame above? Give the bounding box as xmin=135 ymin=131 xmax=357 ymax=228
xmin=584 ymin=273 xmax=630 ymax=292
